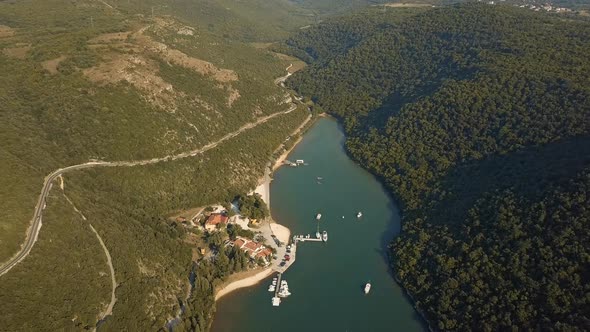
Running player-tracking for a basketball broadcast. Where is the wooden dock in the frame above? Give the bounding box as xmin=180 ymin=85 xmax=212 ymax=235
xmin=271 ymin=273 xmax=283 ymax=307
xmin=274 ymin=273 xmax=282 ymax=298
xmin=293 ymin=235 xmax=324 ymax=243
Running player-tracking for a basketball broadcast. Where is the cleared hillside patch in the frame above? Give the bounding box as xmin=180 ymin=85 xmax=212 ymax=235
xmin=41 ymin=55 xmax=67 ymax=74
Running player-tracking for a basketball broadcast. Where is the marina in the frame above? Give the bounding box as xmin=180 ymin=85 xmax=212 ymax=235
xmin=268 ymin=272 xmax=294 ymax=307
xmin=212 ymin=118 xmax=423 ymax=332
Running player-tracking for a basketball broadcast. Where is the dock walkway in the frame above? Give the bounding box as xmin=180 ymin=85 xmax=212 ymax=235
xmin=274 ymin=273 xmax=282 ymax=298
xmin=293 ymin=235 xmax=324 ymax=243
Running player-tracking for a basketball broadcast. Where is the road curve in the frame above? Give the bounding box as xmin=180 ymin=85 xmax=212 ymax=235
xmin=0 ymin=96 xmax=298 ymax=277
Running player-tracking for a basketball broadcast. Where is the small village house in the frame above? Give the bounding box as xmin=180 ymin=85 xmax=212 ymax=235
xmin=230 ymin=236 xmax=272 ymax=264
xmin=204 ymin=213 xmax=228 ymax=232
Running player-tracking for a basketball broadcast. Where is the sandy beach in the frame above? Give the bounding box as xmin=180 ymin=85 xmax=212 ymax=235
xmin=269 ymin=222 xmax=291 ymax=244
xmin=254 ymin=169 xmax=271 ymax=206
xmin=215 ymin=268 xmax=274 ymax=301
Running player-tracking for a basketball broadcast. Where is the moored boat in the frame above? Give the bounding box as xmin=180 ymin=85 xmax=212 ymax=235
xmin=357 ymin=211 xmax=363 ymax=218
xmin=364 ymin=282 xmax=371 ymax=294
xmin=278 ymin=280 xmax=292 ymax=297
xmin=272 ymin=297 xmax=281 ymax=306
xmin=316 ymin=213 xmax=322 ymax=220
xmin=322 ymin=231 xmax=328 ymax=242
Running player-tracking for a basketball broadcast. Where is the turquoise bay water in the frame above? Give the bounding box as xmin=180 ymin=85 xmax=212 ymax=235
xmin=212 ymin=118 xmax=423 ymax=332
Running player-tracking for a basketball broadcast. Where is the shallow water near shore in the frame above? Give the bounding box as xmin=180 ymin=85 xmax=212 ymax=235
xmin=211 ymin=118 xmax=424 ymax=332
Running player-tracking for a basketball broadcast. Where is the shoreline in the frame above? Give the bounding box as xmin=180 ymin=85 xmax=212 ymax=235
xmin=255 ymin=113 xmax=313 ymax=207
xmin=272 ymin=136 xmax=304 ymax=172
xmin=214 ymin=115 xmax=309 ymax=303
xmin=213 ymin=222 xmax=291 ymax=302
xmin=214 ymin=268 xmax=274 ymax=301
xmin=272 ymin=114 xmax=312 ymax=172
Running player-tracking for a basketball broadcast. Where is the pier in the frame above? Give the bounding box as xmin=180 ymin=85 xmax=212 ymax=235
xmin=292 ymin=233 xmax=327 ymax=243
xmin=274 ymin=273 xmax=282 ymax=298
xmin=293 ymin=235 xmax=323 ymax=243
xmin=271 ymin=273 xmax=282 ymax=306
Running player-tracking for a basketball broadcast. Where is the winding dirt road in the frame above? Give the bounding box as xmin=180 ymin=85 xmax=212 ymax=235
xmin=0 ymin=100 xmax=297 ymax=277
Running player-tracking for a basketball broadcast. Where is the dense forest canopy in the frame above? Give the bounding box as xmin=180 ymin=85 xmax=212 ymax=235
xmin=284 ymin=4 xmax=590 ymax=330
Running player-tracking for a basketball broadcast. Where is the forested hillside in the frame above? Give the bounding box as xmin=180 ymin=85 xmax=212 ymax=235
xmin=284 ymin=4 xmax=590 ymax=330
xmin=94 ymin=0 xmax=314 ymax=41
xmin=0 ymin=0 xmax=309 ymax=330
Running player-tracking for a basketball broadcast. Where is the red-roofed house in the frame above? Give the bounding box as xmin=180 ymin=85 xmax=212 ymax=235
xmin=255 ymin=248 xmax=272 ymax=259
xmin=231 ymin=237 xmax=272 ymax=264
xmin=233 ymin=238 xmax=246 ymax=249
xmin=204 ymin=213 xmax=228 ymax=232
xmin=244 ymin=241 xmax=262 ymax=253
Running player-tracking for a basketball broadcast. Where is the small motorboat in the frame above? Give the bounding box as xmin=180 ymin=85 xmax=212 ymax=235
xmin=272 ymin=297 xmax=281 ymax=306
xmin=322 ymin=231 xmax=328 ymax=242
xmin=316 ymin=213 xmax=322 ymax=220
xmin=357 ymin=212 xmax=363 ymax=218
xmin=364 ymin=282 xmax=371 ymax=294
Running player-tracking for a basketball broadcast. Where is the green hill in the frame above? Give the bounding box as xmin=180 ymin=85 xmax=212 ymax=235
xmin=95 ymin=0 xmax=315 ymax=41
xmin=0 ymin=0 xmax=310 ymax=330
xmin=284 ymin=4 xmax=590 ymax=330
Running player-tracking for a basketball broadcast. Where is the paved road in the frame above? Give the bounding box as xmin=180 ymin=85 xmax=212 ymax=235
xmin=0 ymin=100 xmax=298 ymax=277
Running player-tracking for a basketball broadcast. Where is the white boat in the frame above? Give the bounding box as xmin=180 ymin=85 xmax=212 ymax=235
xmin=322 ymin=231 xmax=328 ymax=242
xmin=316 ymin=213 xmax=322 ymax=220
xmin=278 ymin=280 xmax=291 ymax=297
xmin=268 ymin=285 xmax=275 ymax=292
xmin=364 ymin=282 xmax=371 ymax=294
xmin=278 ymin=285 xmax=291 ymax=297
xmin=315 ymin=231 xmax=321 ymax=239
xmin=357 ymin=212 xmax=363 ymax=218
xmin=272 ymin=297 xmax=281 ymax=306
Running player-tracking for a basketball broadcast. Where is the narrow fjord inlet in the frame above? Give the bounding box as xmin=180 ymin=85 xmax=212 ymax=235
xmin=212 ymin=118 xmax=423 ymax=331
